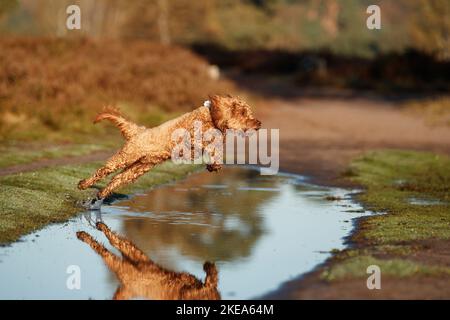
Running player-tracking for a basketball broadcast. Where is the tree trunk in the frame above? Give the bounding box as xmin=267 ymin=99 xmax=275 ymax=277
xmin=157 ymin=0 xmax=171 ymax=45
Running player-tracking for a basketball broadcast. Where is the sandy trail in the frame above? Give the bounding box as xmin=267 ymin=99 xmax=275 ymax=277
xmin=0 ymin=150 xmax=113 ymax=177
xmin=257 ymin=95 xmax=450 ymax=185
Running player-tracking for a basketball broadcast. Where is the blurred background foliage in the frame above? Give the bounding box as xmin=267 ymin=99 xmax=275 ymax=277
xmin=0 ymin=0 xmax=448 ymax=60
xmin=0 ymin=0 xmax=448 ymax=143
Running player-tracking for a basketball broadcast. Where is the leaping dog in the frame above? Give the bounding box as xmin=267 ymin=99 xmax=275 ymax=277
xmin=78 ymin=95 xmax=261 ymax=209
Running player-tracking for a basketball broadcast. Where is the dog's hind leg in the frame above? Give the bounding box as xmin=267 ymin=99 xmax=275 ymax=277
xmin=76 ymin=231 xmax=123 ymax=271
xmin=95 ymin=222 xmax=150 ymax=264
xmin=97 ymin=161 xmax=154 ymax=199
xmin=78 ymin=150 xmax=138 ymax=190
xmin=77 ymin=231 xmax=135 ymax=285
xmin=113 ymin=286 xmax=131 ymax=300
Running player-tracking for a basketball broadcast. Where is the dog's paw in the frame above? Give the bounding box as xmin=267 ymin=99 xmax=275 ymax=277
xmin=206 ymin=164 xmax=222 ymax=172
xmin=81 ymin=197 xmax=104 ymax=210
xmin=76 ymin=231 xmax=90 ymax=242
xmin=78 ymin=179 xmax=89 ymax=190
xmin=203 ymin=261 xmax=216 ymax=273
xmin=95 ymin=221 xmax=108 ymax=232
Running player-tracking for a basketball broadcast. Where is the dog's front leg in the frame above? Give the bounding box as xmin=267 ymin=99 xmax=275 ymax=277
xmin=205 ymin=145 xmax=223 ymax=172
xmin=206 ymin=163 xmax=222 ymax=172
xmin=78 ymin=150 xmax=137 ymax=190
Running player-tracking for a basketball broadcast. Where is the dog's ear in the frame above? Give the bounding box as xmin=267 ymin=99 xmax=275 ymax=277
xmin=209 ymin=95 xmax=228 ymax=132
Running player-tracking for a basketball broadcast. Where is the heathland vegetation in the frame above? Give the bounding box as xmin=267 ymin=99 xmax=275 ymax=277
xmin=0 ymin=38 xmax=233 ymax=143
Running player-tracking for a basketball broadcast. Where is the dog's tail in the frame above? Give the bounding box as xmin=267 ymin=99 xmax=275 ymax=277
xmin=94 ymin=106 xmax=142 ymax=140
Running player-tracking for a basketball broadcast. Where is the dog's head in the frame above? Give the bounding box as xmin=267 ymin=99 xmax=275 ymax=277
xmin=209 ymin=95 xmax=261 ymax=133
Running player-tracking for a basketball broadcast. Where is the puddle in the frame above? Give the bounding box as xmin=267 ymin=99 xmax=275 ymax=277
xmin=0 ymin=167 xmax=372 ymax=299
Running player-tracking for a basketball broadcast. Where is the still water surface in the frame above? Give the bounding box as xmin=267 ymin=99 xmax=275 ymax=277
xmin=0 ymin=167 xmax=371 ymax=299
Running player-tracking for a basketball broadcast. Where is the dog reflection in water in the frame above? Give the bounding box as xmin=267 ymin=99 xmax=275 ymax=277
xmin=76 ymin=222 xmax=221 ymax=300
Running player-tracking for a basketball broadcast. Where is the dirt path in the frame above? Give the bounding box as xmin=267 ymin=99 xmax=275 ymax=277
xmin=257 ymin=95 xmax=450 ymax=186
xmin=0 ymin=150 xmax=113 ymax=177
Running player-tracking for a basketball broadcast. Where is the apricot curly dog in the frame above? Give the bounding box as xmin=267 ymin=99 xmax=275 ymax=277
xmin=77 ymin=222 xmax=220 ymax=300
xmin=78 ymin=95 xmax=261 ymax=207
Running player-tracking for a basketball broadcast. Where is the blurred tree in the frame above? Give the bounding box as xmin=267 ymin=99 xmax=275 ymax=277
xmin=210 ymin=0 xmax=275 ymax=49
xmin=321 ymin=0 xmax=339 ymax=38
xmin=410 ymin=0 xmax=450 ymax=61
xmin=7 ymin=0 xmax=125 ymax=37
xmin=157 ymin=0 xmax=170 ymax=44
xmin=0 ymin=0 xmax=18 ymax=17
xmin=0 ymin=0 xmax=448 ymax=59
xmin=167 ymin=0 xmax=213 ymax=44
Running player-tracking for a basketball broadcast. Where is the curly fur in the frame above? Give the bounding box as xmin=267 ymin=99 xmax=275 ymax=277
xmin=78 ymin=95 xmax=261 ymax=199
xmin=77 ymin=222 xmax=220 ymax=300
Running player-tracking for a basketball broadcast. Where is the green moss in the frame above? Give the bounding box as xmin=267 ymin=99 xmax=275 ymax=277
xmin=321 ymin=255 xmax=450 ymax=282
xmin=350 ymin=150 xmax=450 ymax=244
xmin=372 ymin=244 xmax=416 ymax=256
xmin=0 ymin=161 xmax=200 ymax=244
xmin=324 ymin=150 xmax=450 ymax=282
